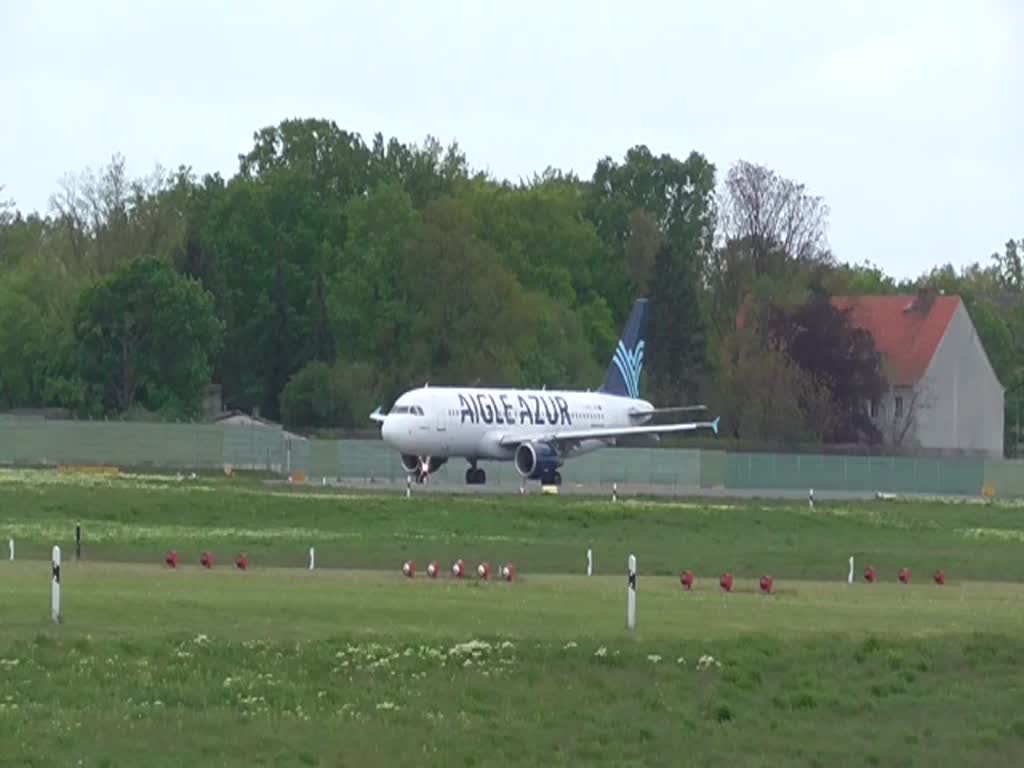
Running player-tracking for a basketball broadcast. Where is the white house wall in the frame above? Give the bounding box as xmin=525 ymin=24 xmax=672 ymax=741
xmin=915 ymin=302 xmax=1004 ymax=457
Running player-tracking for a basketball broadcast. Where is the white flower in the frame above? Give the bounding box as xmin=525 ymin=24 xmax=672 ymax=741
xmin=563 ymin=641 xmax=578 ymax=650
xmin=450 ymin=640 xmax=492 ymax=656
xmin=647 ymin=654 xmax=662 ymax=664
xmin=696 ymin=654 xmax=722 ymax=670
xmin=594 ymin=647 xmax=607 ymax=657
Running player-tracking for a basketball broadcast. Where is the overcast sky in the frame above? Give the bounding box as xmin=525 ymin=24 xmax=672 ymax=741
xmin=2 ymin=0 xmax=1020 ymax=280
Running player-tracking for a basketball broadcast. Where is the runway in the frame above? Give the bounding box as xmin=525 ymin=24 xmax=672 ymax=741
xmin=281 ymin=475 xmax=979 ymax=503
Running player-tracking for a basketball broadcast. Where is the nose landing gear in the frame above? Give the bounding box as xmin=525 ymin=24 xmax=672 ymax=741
xmin=465 ymin=460 xmax=486 ymax=485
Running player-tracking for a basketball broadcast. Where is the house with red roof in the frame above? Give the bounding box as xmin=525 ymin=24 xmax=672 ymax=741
xmin=832 ymin=291 xmax=1004 ymax=457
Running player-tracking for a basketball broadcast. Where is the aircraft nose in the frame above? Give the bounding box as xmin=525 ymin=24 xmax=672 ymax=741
xmin=381 ymin=415 xmax=396 ymax=446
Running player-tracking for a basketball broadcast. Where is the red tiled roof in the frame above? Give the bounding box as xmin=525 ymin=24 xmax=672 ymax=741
xmin=830 ymin=294 xmax=960 ymax=386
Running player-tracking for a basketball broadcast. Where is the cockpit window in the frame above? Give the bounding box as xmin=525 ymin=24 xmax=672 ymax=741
xmin=390 ymin=405 xmax=424 ymax=416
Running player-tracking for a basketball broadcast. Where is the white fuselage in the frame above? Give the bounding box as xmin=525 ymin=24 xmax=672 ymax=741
xmin=380 ymin=386 xmax=653 ymax=461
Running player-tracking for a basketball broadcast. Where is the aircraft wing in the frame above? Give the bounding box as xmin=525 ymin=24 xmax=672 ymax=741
xmin=628 ymin=405 xmax=706 ymax=417
xmin=497 ymin=417 xmax=719 ymax=447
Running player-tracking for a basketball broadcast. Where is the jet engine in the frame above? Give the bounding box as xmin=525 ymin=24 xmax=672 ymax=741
xmin=514 ymin=441 xmax=562 ymax=480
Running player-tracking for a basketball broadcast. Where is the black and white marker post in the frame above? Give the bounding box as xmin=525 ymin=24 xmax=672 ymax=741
xmin=75 ymin=524 xmax=81 ymax=560
xmin=627 ymin=554 xmax=637 ymax=631
xmin=587 ymin=548 xmax=593 ymax=577
xmin=8 ymin=537 xmax=12 ymax=562
xmin=51 ymin=545 xmax=62 ymax=624
xmin=308 ymin=547 xmax=315 ymax=571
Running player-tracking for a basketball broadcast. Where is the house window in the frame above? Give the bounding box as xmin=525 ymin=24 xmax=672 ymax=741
xmin=895 ymin=396 xmax=904 ymax=419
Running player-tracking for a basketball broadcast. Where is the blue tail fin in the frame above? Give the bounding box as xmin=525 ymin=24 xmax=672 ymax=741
xmin=600 ymin=299 xmax=649 ymax=398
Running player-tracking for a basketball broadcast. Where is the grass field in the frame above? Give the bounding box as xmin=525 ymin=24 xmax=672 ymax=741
xmin=3 ymin=468 xmax=1024 ymax=766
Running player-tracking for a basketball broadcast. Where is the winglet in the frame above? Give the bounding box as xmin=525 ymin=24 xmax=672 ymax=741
xmin=369 ymin=407 xmax=386 ymax=423
xmin=711 ymin=416 xmax=720 ymax=435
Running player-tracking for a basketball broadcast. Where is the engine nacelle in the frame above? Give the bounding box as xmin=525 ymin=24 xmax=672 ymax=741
xmin=514 ymin=441 xmax=562 ymax=480
xmin=400 ymin=454 xmax=420 ymax=473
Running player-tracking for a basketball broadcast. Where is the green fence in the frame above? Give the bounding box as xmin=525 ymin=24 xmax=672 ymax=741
xmin=984 ymin=461 xmax=1024 ymax=498
xmin=0 ymin=419 xmax=284 ymax=472
xmin=725 ymin=452 xmax=987 ymax=497
xmin=0 ymin=419 xmax=1020 ymax=497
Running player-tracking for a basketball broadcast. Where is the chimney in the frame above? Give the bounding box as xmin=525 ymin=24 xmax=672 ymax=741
xmin=912 ymin=286 xmax=937 ymax=313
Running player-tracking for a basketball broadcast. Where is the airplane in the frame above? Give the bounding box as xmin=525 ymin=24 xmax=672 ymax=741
xmin=370 ymin=298 xmax=720 ymax=486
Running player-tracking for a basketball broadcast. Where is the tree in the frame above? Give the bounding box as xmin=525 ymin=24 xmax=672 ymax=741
xmin=717 ymin=326 xmax=834 ymax=443
xmin=0 ymin=185 xmax=13 ymax=228
xmin=280 ymin=361 xmax=377 ymax=429
xmin=992 ymin=238 xmax=1023 ymax=291
xmin=402 ymin=198 xmax=535 ymax=387
xmin=47 ymin=156 xmax=194 ymax=279
xmin=766 ymin=298 xmax=886 ymax=443
xmin=73 ymin=257 xmax=222 ymax=417
xmin=624 ymin=210 xmax=660 ymax=295
xmin=328 ymin=181 xmax=421 ymax=400
xmin=583 ymin=145 xmax=717 ymax=322
xmin=718 ymin=160 xmax=831 ymax=267
xmin=0 ymin=277 xmax=47 ymax=407
xmin=369 ymin=133 xmax=471 ymax=209
xmin=648 ymin=242 xmax=709 ymax=403
xmin=883 ymin=383 xmax=933 ymax=449
xmin=708 ymin=161 xmax=832 ymax=339
xmin=825 ymin=260 xmax=899 ymax=295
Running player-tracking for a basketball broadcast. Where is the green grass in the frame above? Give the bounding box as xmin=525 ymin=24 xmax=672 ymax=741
xmin=3 ymin=468 xmax=1024 ymax=581
xmin=3 ymin=468 xmax=1024 ymax=766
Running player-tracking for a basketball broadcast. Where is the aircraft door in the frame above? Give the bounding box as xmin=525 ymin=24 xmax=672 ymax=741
xmin=436 ymin=409 xmax=447 ymax=432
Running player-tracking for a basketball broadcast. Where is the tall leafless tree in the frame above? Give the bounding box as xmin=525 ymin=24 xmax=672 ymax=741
xmin=706 ymin=160 xmax=833 ymax=339
xmin=718 ymin=160 xmax=832 ymax=271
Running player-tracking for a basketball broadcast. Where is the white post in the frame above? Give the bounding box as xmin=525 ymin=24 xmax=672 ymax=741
xmin=848 ymin=556 xmax=854 ymax=584
xmin=405 ymin=476 xmax=411 ymax=498
xmin=587 ymin=548 xmax=593 ymax=577
xmin=627 ymin=554 xmax=637 ymax=631
xmin=612 ymin=482 xmax=618 ymax=502
xmin=51 ymin=545 xmax=62 ymax=623
xmin=309 ymin=547 xmax=315 ymax=571
xmin=809 ymin=488 xmax=814 ymax=509
xmin=8 ymin=538 xmax=12 ymax=561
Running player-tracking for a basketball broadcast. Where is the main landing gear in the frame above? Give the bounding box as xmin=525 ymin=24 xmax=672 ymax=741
xmin=465 ymin=460 xmax=487 ymax=485
xmin=541 ymin=470 xmax=562 ymax=486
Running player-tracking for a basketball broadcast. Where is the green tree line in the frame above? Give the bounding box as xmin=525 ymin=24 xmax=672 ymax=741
xmin=0 ymin=119 xmax=1020 ymax=454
